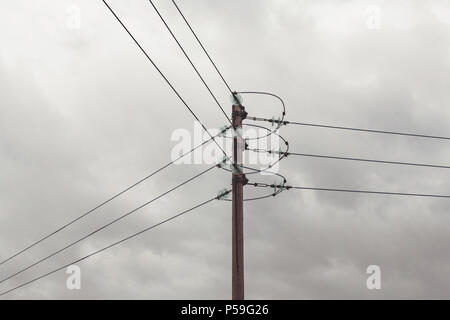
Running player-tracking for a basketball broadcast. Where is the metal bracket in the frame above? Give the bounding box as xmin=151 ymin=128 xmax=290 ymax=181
xmin=231 ymin=163 xmax=243 ymax=174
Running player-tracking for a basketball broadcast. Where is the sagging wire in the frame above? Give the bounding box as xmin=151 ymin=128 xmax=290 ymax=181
xmin=242 ymin=174 xmax=289 ymax=201
xmin=217 ymin=123 xmax=290 ymax=176
xmin=223 ymin=91 xmax=286 ymax=142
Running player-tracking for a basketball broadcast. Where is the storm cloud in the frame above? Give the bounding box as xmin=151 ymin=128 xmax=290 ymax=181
xmin=1 ymin=0 xmax=450 ymax=299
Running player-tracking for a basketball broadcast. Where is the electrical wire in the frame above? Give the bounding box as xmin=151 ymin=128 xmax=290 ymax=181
xmin=248 ymin=117 xmax=450 ymax=141
xmin=288 ymin=186 xmax=450 ymax=199
xmin=0 ymin=192 xmax=229 ymax=297
xmin=240 ymin=92 xmax=286 ymax=139
xmin=146 ymin=0 xmax=231 ymax=125
xmin=218 ymin=123 xmax=290 ymax=176
xmin=172 ymin=0 xmax=233 ymax=94
xmin=250 ymin=183 xmax=450 ymax=199
xmin=248 ymin=149 xmax=450 ymax=170
xmin=0 ymin=165 xmax=217 ymax=285
xmin=221 ymin=173 xmax=288 ymax=202
xmin=102 ymin=0 xmax=231 ymax=162
xmin=220 ymin=91 xmax=286 ymax=142
xmin=2 ymin=0 xmax=236 ymax=268
xmin=0 ymin=126 xmax=230 ymax=267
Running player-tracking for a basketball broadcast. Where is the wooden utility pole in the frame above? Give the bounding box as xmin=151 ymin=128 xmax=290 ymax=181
xmin=231 ymin=94 xmax=246 ymax=300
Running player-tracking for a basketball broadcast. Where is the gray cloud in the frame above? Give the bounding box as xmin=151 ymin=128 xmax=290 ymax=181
xmin=1 ymin=0 xmax=450 ymax=299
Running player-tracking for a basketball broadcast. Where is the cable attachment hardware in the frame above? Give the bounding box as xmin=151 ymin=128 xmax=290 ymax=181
xmin=217 ymin=155 xmax=231 ymax=169
xmin=231 ymin=163 xmax=243 ymax=174
xmin=232 ymin=108 xmax=248 ymax=121
xmin=233 ymin=174 xmax=248 ymax=185
xmin=230 ymin=91 xmax=243 ymax=105
xmin=247 ymin=147 xmax=264 ymax=153
xmin=278 ymin=148 xmax=284 ymax=159
xmin=269 ymin=116 xmax=282 ymax=127
xmin=217 ymin=188 xmax=231 ymax=200
xmin=272 ymin=182 xmax=277 ymax=194
xmin=241 ymin=108 xmax=248 ymax=120
xmin=269 ymin=179 xmax=289 ymax=194
xmin=219 ymin=125 xmax=229 ymax=136
xmin=278 ymin=147 xmax=289 ymax=159
xmin=274 ymin=181 xmax=289 ymax=191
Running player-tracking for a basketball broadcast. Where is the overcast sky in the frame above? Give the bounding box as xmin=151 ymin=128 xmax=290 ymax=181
xmin=1 ymin=0 xmax=450 ymax=299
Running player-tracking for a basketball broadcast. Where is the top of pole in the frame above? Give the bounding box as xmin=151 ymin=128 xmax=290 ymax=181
xmin=230 ymin=91 xmax=243 ymax=106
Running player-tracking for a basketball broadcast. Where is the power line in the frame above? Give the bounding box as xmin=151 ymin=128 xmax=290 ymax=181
xmin=147 ymin=0 xmax=231 ymax=125
xmin=172 ymin=0 xmax=233 ymax=94
xmin=0 ymin=165 xmax=217 ymax=285
xmin=0 ymin=0 xmax=236 ymax=297
xmin=247 ymin=116 xmax=450 ymax=141
xmin=102 ymin=0 xmax=231 ymax=161
xmin=0 ymin=126 xmax=229 ymax=267
xmin=248 ymin=149 xmax=450 ymax=170
xmin=0 ymin=191 xmax=229 ymax=297
xmin=289 ymin=186 xmax=450 ymax=199
xmin=251 ymin=183 xmax=450 ymax=199
xmin=240 ymin=92 xmax=286 ymax=119
xmin=235 ymin=92 xmax=286 ymax=142
xmin=2 ymin=0 xmax=235 ymax=270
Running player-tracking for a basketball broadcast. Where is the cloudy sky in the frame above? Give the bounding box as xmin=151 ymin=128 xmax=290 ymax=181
xmin=1 ymin=0 xmax=450 ymax=299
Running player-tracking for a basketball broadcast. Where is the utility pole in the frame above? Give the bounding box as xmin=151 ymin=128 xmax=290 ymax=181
xmin=231 ymin=93 xmax=247 ymax=300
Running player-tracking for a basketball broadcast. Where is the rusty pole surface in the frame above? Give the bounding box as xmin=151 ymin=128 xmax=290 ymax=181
xmin=232 ymin=102 xmax=245 ymax=300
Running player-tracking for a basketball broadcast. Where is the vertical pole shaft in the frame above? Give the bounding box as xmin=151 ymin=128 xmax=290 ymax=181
xmin=232 ymin=103 xmax=244 ymax=300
